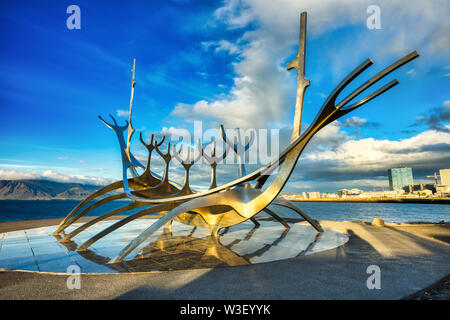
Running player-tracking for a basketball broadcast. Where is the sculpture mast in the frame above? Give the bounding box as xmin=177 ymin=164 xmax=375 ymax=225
xmin=125 ymin=59 xmax=136 ymax=160
xmin=287 ymin=12 xmax=310 ymax=142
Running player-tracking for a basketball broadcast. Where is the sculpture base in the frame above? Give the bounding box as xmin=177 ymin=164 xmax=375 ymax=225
xmin=0 ymin=217 xmax=348 ymax=273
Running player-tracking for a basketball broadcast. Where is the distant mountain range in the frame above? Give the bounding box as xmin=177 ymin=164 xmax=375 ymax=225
xmin=0 ymin=180 xmax=103 ymax=200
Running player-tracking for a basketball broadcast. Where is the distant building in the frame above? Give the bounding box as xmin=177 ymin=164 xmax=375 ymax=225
xmin=306 ymin=192 xmax=320 ymax=199
xmin=337 ymin=188 xmax=362 ymax=197
xmin=404 ymin=183 xmax=436 ymax=194
xmin=359 ymin=190 xmax=401 ymax=198
xmin=321 ymin=193 xmax=338 ymax=199
xmin=436 ymin=186 xmax=450 ymax=197
xmin=388 ymin=166 xmax=414 ymax=191
xmin=440 ymin=169 xmax=450 ymax=186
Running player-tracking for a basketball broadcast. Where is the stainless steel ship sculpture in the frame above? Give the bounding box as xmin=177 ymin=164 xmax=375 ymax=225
xmin=54 ymin=12 xmax=419 ymax=263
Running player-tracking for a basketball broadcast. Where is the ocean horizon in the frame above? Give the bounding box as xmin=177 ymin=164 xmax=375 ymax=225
xmin=0 ymin=200 xmax=448 ymax=224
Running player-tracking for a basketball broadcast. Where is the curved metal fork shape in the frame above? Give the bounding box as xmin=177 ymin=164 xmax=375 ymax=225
xmin=198 ymin=139 xmax=231 ymax=189
xmin=171 ymin=142 xmax=202 ymax=195
xmin=220 ymin=125 xmax=255 ymax=178
xmin=138 ymin=132 xmax=165 ymax=186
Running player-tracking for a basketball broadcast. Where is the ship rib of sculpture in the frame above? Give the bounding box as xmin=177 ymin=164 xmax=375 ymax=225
xmin=54 ymin=12 xmax=418 ymax=264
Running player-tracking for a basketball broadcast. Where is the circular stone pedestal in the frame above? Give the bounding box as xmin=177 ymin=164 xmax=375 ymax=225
xmin=0 ymin=218 xmax=348 ymax=273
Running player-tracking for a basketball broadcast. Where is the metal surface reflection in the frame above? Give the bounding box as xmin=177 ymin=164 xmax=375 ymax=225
xmin=0 ymin=219 xmax=348 ymax=273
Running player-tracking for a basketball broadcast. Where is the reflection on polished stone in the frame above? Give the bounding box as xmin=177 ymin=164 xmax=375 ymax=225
xmin=0 ymin=218 xmax=348 ymax=273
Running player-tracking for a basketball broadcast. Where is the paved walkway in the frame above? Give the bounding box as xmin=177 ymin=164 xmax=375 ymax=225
xmin=0 ymin=218 xmax=449 ymax=299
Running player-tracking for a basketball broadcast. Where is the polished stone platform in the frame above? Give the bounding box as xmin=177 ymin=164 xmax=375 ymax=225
xmin=0 ymin=218 xmax=348 ymax=273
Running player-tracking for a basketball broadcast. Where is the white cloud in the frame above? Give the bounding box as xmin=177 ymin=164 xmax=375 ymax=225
xmin=171 ymin=31 xmax=293 ymax=128
xmin=170 ymin=0 xmax=449 ymax=130
xmin=196 ymin=71 xmax=208 ymax=78
xmin=299 ymin=126 xmax=450 ymax=179
xmin=340 ymin=116 xmax=367 ymax=129
xmin=286 ymin=178 xmax=389 ymax=192
xmin=116 ymin=109 xmax=129 ymax=117
xmin=160 ymin=126 xmax=191 ymax=141
xmin=444 ymin=100 xmax=450 ymax=108
xmin=0 ymin=169 xmax=115 ymax=186
xmin=202 ymin=40 xmax=241 ymax=55
xmin=304 ymin=121 xmax=348 ymax=150
xmin=406 ymin=68 xmax=417 ymax=77
xmin=0 ymin=163 xmax=74 ymax=171
xmin=214 ymin=0 xmax=449 ymax=56
xmin=413 ymin=100 xmax=450 ymax=132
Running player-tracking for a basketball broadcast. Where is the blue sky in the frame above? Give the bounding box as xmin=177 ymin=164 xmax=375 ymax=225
xmin=0 ymin=0 xmax=449 ymax=192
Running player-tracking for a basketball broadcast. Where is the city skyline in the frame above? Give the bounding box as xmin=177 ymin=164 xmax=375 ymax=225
xmin=0 ymin=0 xmax=449 ymax=193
